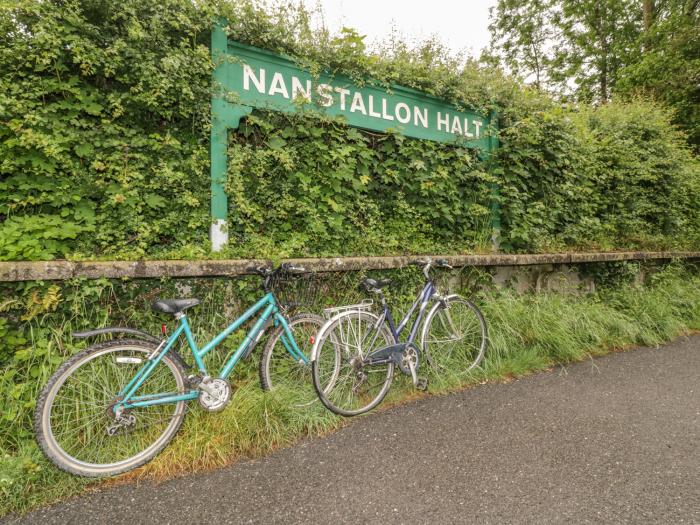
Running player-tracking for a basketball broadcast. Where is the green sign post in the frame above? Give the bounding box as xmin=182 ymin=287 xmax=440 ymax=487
xmin=210 ymin=21 xmax=499 ymax=250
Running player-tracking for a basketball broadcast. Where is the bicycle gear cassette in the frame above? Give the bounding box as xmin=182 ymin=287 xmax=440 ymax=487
xmin=197 ymin=378 xmax=232 ymax=412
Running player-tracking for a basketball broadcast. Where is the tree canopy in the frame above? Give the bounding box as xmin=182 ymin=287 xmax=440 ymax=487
xmin=487 ymin=0 xmax=700 ymax=148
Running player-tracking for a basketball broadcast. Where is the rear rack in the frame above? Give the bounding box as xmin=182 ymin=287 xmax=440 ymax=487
xmin=323 ymin=299 xmax=374 ymax=318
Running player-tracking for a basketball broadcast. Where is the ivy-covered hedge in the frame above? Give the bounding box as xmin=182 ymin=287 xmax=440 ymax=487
xmin=1 ymin=0 xmax=699 ymax=261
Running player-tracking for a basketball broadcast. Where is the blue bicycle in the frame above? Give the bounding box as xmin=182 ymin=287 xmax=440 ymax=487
xmin=34 ymin=264 xmax=323 ymax=477
xmin=311 ymin=259 xmax=488 ymax=416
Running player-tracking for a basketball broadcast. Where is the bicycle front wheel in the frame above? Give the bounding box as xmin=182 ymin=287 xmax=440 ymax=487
xmin=35 ymin=339 xmax=188 ymax=477
xmin=421 ymin=295 xmax=488 ymax=376
xmin=259 ymin=313 xmax=325 ymax=407
xmin=312 ymin=310 xmax=395 ymax=417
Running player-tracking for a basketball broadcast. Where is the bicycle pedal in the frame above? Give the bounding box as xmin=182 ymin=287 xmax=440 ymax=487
xmin=415 ymin=377 xmax=429 ymax=391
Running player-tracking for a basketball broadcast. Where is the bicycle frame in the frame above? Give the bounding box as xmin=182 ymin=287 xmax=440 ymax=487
xmin=372 ymin=279 xmax=437 ymax=349
xmin=116 ymin=292 xmax=307 ymax=410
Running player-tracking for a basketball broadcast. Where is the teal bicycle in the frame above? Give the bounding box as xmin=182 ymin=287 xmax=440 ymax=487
xmin=34 ymin=264 xmax=323 ymax=477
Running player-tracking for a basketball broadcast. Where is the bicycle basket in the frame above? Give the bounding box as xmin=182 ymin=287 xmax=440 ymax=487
xmin=270 ymin=270 xmax=325 ymax=312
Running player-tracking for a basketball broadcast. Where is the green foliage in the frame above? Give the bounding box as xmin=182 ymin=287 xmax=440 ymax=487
xmin=227 ymin=112 xmax=492 ymax=257
xmin=488 ymin=0 xmax=642 ymax=101
xmin=486 ymin=0 xmax=560 ymax=90
xmin=495 ymin=96 xmax=700 ymax=251
xmin=1 ymin=0 xmax=698 ymax=260
xmin=0 ymin=0 xmax=212 ymax=261
xmin=488 ymin=0 xmax=699 ymax=148
xmin=616 ymin=0 xmax=700 ymax=149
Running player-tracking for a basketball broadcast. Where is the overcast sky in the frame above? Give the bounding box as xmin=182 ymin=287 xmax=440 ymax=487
xmin=300 ymin=0 xmax=498 ymax=58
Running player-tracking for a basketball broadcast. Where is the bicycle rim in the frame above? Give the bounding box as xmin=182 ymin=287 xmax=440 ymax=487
xmin=313 ymin=310 xmax=394 ymax=416
xmin=38 ymin=342 xmax=186 ymax=476
xmin=422 ymin=296 xmax=487 ymax=376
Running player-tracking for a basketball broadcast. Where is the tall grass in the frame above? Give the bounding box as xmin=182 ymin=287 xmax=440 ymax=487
xmin=3 ymin=264 xmax=700 ymax=516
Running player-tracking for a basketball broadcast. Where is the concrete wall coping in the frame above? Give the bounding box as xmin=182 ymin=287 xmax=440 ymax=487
xmin=1 ymin=251 xmax=699 ymax=282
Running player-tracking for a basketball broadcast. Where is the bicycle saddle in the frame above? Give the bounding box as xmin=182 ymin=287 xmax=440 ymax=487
xmin=151 ymin=298 xmax=200 ymax=314
xmin=361 ymin=278 xmax=392 ymax=291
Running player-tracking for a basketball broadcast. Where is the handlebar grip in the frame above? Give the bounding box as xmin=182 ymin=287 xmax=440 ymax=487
xmin=280 ymin=263 xmax=306 ymax=274
xmin=246 ymin=266 xmax=269 ymax=274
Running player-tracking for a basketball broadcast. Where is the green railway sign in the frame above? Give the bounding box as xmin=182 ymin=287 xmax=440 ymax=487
xmin=210 ymin=20 xmax=498 ymax=250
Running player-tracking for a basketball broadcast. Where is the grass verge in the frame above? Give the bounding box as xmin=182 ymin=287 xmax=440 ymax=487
xmin=2 ymin=264 xmax=700 ymax=516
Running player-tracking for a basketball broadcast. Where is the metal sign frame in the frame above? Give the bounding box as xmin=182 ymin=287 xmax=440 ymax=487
xmin=210 ymin=20 xmax=499 ymax=250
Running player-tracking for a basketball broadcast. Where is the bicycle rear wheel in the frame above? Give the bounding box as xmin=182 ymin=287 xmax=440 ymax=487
xmin=35 ymin=339 xmax=187 ymax=477
xmin=312 ymin=310 xmax=394 ymax=417
xmin=421 ymin=295 xmax=488 ymax=376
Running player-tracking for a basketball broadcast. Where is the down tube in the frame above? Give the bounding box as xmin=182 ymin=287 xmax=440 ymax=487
xmin=276 ymin=313 xmax=309 ymax=364
xmin=219 ymin=302 xmax=276 ymax=379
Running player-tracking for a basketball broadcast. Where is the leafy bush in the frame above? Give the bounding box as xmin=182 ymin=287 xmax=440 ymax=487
xmin=1 ymin=0 xmax=698 ymax=260
xmin=496 ymin=97 xmax=700 ymax=251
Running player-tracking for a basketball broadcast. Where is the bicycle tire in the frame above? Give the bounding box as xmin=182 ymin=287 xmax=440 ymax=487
xmin=311 ymin=310 xmax=395 ymax=417
xmin=35 ymin=339 xmax=188 ymax=477
xmin=421 ymin=295 xmax=488 ymax=375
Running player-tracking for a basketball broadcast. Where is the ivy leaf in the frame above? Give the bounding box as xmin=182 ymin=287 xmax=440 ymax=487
xmin=145 ymin=195 xmax=167 ymax=209
xmin=267 ymin=136 xmax=286 ymax=150
xmin=74 ymin=143 xmax=94 ymax=158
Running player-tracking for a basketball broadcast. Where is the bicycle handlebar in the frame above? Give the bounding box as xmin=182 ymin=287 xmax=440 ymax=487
xmin=409 ymin=258 xmax=453 ymax=271
xmin=280 ymin=262 xmax=306 ymax=274
xmin=244 ymin=264 xmax=309 ymax=295
xmin=245 ymin=264 xmax=307 ymax=276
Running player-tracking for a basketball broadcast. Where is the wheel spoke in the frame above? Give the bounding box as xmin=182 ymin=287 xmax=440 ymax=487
xmin=39 ymin=343 xmax=186 ymax=475
xmin=423 ymin=298 xmax=487 ymax=377
xmin=313 ymin=311 xmax=394 ymax=415
xmin=261 ymin=314 xmax=324 ymax=407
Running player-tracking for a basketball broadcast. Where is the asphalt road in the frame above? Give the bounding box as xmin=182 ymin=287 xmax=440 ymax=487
xmin=5 ymin=337 xmax=699 ymax=524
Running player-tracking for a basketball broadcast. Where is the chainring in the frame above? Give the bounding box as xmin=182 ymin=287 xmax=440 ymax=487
xmin=198 ymin=378 xmax=232 ymax=412
xmin=398 ymin=344 xmax=420 ymax=375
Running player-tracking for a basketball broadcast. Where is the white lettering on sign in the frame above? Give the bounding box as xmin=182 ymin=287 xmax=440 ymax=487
xmin=239 ymin=65 xmax=486 ymax=140
xmin=451 ymin=116 xmax=462 ymax=135
xmin=335 ymin=87 xmax=350 ymax=110
xmin=268 ymin=72 xmax=289 ymax=98
xmin=414 ymin=107 xmax=428 ymax=128
xmin=437 ymin=112 xmax=450 ymax=132
xmin=243 ymin=65 xmax=265 ymax=94
xmin=368 ymin=95 xmax=381 ymax=118
xmin=395 ymin=103 xmax=411 ymax=124
xmin=292 ymin=77 xmax=311 ymax=101
xmin=317 ymin=84 xmax=333 ymax=107
xmin=463 ymin=118 xmax=474 ymax=138
xmin=350 ymin=92 xmax=367 ymax=115
xmin=381 ymin=98 xmax=394 ymax=121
